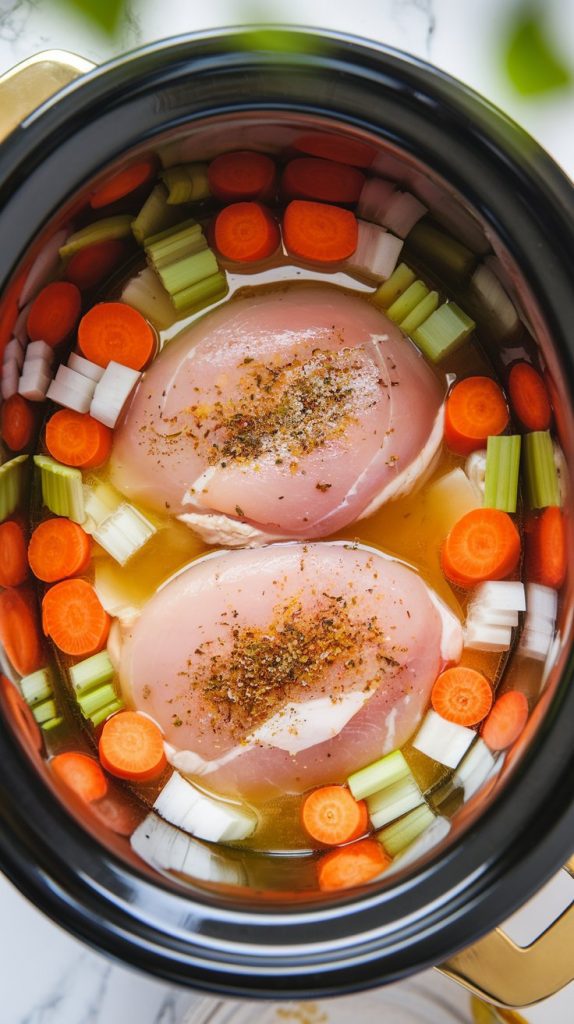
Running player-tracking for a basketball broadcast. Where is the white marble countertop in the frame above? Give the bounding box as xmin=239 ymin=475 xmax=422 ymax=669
xmin=0 ymin=1 xmax=572 ymax=1022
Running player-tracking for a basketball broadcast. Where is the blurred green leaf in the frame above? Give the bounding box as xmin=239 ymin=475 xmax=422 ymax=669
xmin=503 ymin=5 xmax=572 ymax=96
xmin=59 ymin=0 xmax=127 ymax=35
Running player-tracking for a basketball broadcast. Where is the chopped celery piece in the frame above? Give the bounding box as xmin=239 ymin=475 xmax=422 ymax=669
xmin=412 ymin=302 xmax=475 ymax=362
xmin=172 ymin=271 xmax=228 ymax=313
xmin=33 ymin=698 xmax=58 ymax=724
xmin=132 ymin=184 xmax=181 ymax=245
xmin=60 ymin=215 xmax=132 ymax=259
xmin=348 ymin=749 xmax=410 ymax=801
xmin=69 ymin=650 xmax=114 ymax=695
xmin=367 ymin=775 xmax=424 ymax=830
xmin=20 ymin=668 xmax=52 ymax=706
xmin=41 ymin=716 xmax=64 ymax=732
xmin=78 ymin=682 xmax=118 ymax=720
xmin=484 ymin=434 xmax=521 ymax=512
xmin=94 ymin=503 xmax=156 ymax=565
xmin=145 ymin=216 xmax=199 ymax=248
xmin=90 ymin=699 xmax=124 ymax=728
xmin=159 ymin=249 xmax=218 ymax=298
xmin=34 ymin=455 xmax=84 ymax=523
xmin=0 ymin=454 xmax=28 ymax=522
xmin=161 ymin=162 xmax=210 ymax=204
xmin=400 ymin=290 xmax=439 ymax=334
xmin=377 ymin=802 xmax=435 ymax=856
xmin=408 ymin=221 xmax=476 ymax=282
xmin=373 ymin=263 xmax=416 ymax=308
xmin=387 ymin=280 xmax=429 ymax=323
xmin=121 ymin=267 xmax=177 ymax=330
xmin=523 ymin=430 xmax=560 ymax=508
xmin=145 ymin=220 xmax=202 ymax=268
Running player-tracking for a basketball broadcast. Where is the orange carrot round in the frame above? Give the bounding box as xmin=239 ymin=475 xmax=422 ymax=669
xmin=1 ymin=673 xmax=42 ymax=754
xmin=91 ymin=792 xmax=144 ymax=836
xmin=301 ymin=786 xmax=368 ymax=846
xmin=78 ymin=302 xmax=156 ymax=370
xmin=283 ymin=200 xmax=358 ymax=263
xmin=0 ymin=520 xmax=29 ymax=588
xmin=45 ymin=409 xmax=113 ymax=469
xmin=0 ymin=586 xmax=43 ymax=675
xmin=99 ymin=711 xmax=167 ymax=782
xmin=526 ymin=506 xmax=566 ymax=589
xmin=444 ymin=376 xmax=509 ymax=455
xmin=214 ymin=202 xmax=280 ymax=263
xmin=482 ymin=691 xmax=529 ymax=751
xmin=208 ymin=151 xmax=276 ymax=202
xmin=508 ymin=362 xmax=551 ymax=431
xmin=51 ymin=751 xmax=108 ymax=802
xmin=65 ymin=238 xmax=128 ymax=290
xmin=0 ymin=394 xmax=35 ymax=452
xmin=90 ymin=159 xmax=155 ymax=209
xmin=294 ymin=133 xmax=376 ymax=168
xmin=28 ymin=518 xmax=92 ymax=583
xmin=442 ymin=508 xmax=521 ymax=588
xmin=42 ymin=579 xmax=110 ymax=656
xmin=27 ymin=281 xmax=82 ymax=346
xmin=431 ymin=666 xmax=493 ymax=727
xmin=317 ymin=838 xmax=390 ymax=892
xmin=282 ymin=158 xmax=365 ymax=204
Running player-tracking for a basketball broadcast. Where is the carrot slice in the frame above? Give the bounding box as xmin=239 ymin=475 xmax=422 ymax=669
xmin=28 ymin=518 xmax=92 ymax=583
xmin=431 ymin=666 xmax=493 ymax=726
xmin=317 ymin=838 xmax=390 ymax=891
xmin=99 ymin=711 xmax=167 ymax=782
xmin=27 ymin=281 xmax=82 ymax=346
xmin=208 ymin=151 xmax=276 ymax=202
xmin=214 ymin=202 xmax=280 ymax=263
xmin=65 ymin=238 xmax=128 ymax=290
xmin=90 ymin=159 xmax=155 ymax=209
xmin=508 ymin=362 xmax=551 ymax=431
xmin=282 ymin=158 xmax=365 ymax=204
xmin=442 ymin=508 xmax=521 ymax=588
xmin=301 ymin=786 xmax=368 ymax=846
xmin=0 ymin=586 xmax=43 ymax=675
xmin=0 ymin=673 xmax=42 ymax=754
xmin=294 ymin=133 xmax=376 ymax=168
xmin=77 ymin=301 xmax=155 ymax=370
xmin=45 ymin=409 xmax=113 ymax=469
xmin=91 ymin=792 xmax=145 ymax=836
xmin=444 ymin=376 xmax=509 ymax=455
xmin=0 ymin=521 xmax=29 ymax=587
xmin=0 ymin=394 xmax=36 ymax=452
xmin=51 ymin=751 xmax=108 ymax=802
xmin=482 ymin=691 xmax=529 ymax=751
xmin=526 ymin=506 xmax=566 ymax=589
xmin=283 ymin=200 xmax=358 ymax=263
xmin=42 ymin=578 xmax=110 ymax=656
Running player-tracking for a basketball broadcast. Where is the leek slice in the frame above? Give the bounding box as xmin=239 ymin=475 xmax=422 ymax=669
xmin=0 ymin=455 xmax=28 ymax=523
xmin=59 ymin=215 xmax=133 ymax=259
xmin=387 ymin=280 xmax=429 ymax=324
xmin=483 ymin=434 xmax=521 ymax=513
xmin=132 ymin=184 xmax=181 ymax=245
xmin=412 ymin=302 xmax=475 ymax=362
xmin=69 ymin=650 xmax=114 ymax=695
xmin=347 ymin=749 xmax=410 ymax=801
xmin=413 ymin=710 xmax=475 ymax=768
xmin=523 ymin=430 xmax=560 ymax=508
xmin=408 ymin=221 xmax=476 ymax=282
xmin=94 ymin=503 xmax=156 ymax=565
xmin=400 ymin=290 xmax=439 ymax=334
xmin=20 ymin=668 xmax=53 ymax=706
xmin=161 ymin=163 xmax=210 ymax=204
xmin=377 ymin=801 xmax=435 ymax=856
xmin=33 ymin=455 xmax=84 ymax=523
xmin=154 ymin=772 xmax=257 ymax=843
xmin=367 ymin=775 xmax=424 ymax=830
xmin=373 ymin=263 xmax=416 ymax=308
xmin=83 ymin=480 xmax=123 ymax=533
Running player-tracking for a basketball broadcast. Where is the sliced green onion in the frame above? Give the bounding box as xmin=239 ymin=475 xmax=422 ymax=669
xmin=400 ymin=290 xmax=440 ymax=334
xmin=523 ymin=430 xmax=560 ymax=508
xmin=387 ymin=280 xmax=429 ymax=324
xmin=367 ymin=775 xmax=424 ymax=830
xmin=34 ymin=455 xmax=84 ymax=523
xmin=33 ymin=698 xmax=58 ymax=724
xmin=161 ymin=163 xmax=210 ymax=204
xmin=41 ymin=716 xmax=64 ymax=732
xmin=172 ymin=271 xmax=228 ymax=313
xmin=347 ymin=748 xmax=410 ymax=801
xmin=90 ymin=699 xmax=124 ymax=728
xmin=159 ymin=249 xmax=218 ymax=297
xmin=484 ymin=434 xmax=521 ymax=512
xmin=20 ymin=668 xmax=52 ymax=706
xmin=78 ymin=682 xmax=118 ymax=720
xmin=121 ymin=267 xmax=177 ymax=330
xmin=408 ymin=221 xmax=476 ymax=282
xmin=412 ymin=302 xmax=475 ymax=362
xmin=93 ymin=502 xmax=156 ymax=565
xmin=69 ymin=650 xmax=114 ymax=696
xmin=59 ymin=215 xmax=133 ymax=259
xmin=373 ymin=263 xmax=416 ymax=308
xmin=377 ymin=801 xmax=435 ymax=856
xmin=0 ymin=454 xmax=28 ymax=523
xmin=132 ymin=184 xmax=181 ymax=245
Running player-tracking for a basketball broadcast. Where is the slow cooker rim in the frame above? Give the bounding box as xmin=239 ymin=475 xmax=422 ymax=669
xmin=0 ymin=28 xmax=573 ymax=996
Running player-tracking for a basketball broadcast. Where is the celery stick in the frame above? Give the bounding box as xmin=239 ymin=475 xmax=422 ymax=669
xmin=78 ymin=682 xmax=117 ymax=720
xmin=0 ymin=455 xmax=28 ymax=523
xmin=377 ymin=802 xmax=435 ymax=856
xmin=484 ymin=434 xmax=521 ymax=513
xmin=400 ymin=290 xmax=440 ymax=334
xmin=90 ymin=699 xmax=124 ymax=728
xmin=412 ymin=302 xmax=475 ymax=362
xmin=408 ymin=221 xmax=476 ymax=282
xmin=41 ymin=716 xmax=64 ymax=732
xmin=387 ymin=280 xmax=429 ymax=324
xmin=145 ymin=218 xmax=200 ymax=251
xmin=34 ymin=456 xmax=85 ymax=523
xmin=367 ymin=775 xmax=424 ymax=830
xmin=523 ymin=430 xmax=560 ymax=508
xmin=373 ymin=263 xmax=416 ymax=308
xmin=60 ymin=215 xmax=132 ymax=259
xmin=148 ymin=229 xmax=206 ymax=271
xmin=347 ymin=749 xmax=410 ymax=801
xmin=172 ymin=272 xmax=229 ymax=313
xmin=159 ymin=249 xmax=219 ymax=297
xmin=69 ymin=650 xmax=114 ymax=695
xmin=132 ymin=184 xmax=181 ymax=245
xmin=33 ymin=698 xmax=58 ymax=724
xmin=162 ymin=163 xmax=210 ymax=204
xmin=20 ymin=668 xmax=52 ymax=706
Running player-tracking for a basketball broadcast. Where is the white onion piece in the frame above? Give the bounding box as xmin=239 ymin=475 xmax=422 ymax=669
xmin=18 ymin=363 xmax=52 ymax=401
xmin=348 ymin=220 xmax=403 ymax=281
xmin=46 ymin=378 xmax=92 ymax=413
xmin=367 ymin=776 xmax=424 ymax=830
xmin=453 ymin=738 xmax=497 ymax=800
xmin=471 ymin=263 xmax=519 ymax=336
xmin=465 ymin=450 xmax=487 ymax=499
xmin=357 ymin=177 xmax=396 ymax=223
xmin=464 ymin=621 xmax=512 ymax=652
xmin=468 ymin=605 xmax=518 ymax=627
xmin=1 ymin=360 xmax=19 ymax=399
xmin=386 ymin=816 xmax=451 ymax=874
xmin=525 ymin=582 xmax=558 ymax=624
xmin=519 ymin=627 xmax=552 ymax=661
xmin=413 ymin=709 xmax=475 ymax=768
xmin=68 ymin=352 xmax=105 ymax=382
xmin=3 ymin=339 xmax=24 ymax=369
xmin=90 ymin=361 xmax=140 ymax=428
xmin=542 ymin=631 xmax=562 ymax=688
xmin=130 ymin=813 xmax=246 ymax=885
xmin=470 ymin=581 xmax=526 ymax=612
xmin=54 ymin=364 xmax=97 ymax=397
xmin=94 ymin=503 xmax=156 ymax=565
xmin=25 ymin=340 xmax=54 ymax=365
xmin=154 ymin=772 xmax=256 ymax=843
xmin=13 ymin=302 xmax=32 ymax=343
xmin=381 ymin=191 xmax=427 ymax=238
xmin=19 ymin=228 xmax=68 ymax=308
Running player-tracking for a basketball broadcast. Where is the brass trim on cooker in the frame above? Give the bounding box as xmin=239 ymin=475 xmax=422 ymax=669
xmin=0 ymin=50 xmax=95 ymax=143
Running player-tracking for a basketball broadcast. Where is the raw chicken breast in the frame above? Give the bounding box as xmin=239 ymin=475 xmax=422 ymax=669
xmin=119 ymin=542 xmax=462 ymax=800
xmin=110 ymin=284 xmax=444 ymax=543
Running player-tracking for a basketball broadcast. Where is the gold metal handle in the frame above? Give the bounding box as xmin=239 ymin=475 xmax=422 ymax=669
xmin=439 ymin=859 xmax=574 ymax=1008
xmin=0 ymin=50 xmax=95 ymax=144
